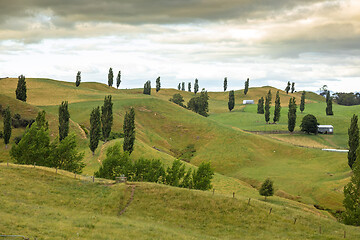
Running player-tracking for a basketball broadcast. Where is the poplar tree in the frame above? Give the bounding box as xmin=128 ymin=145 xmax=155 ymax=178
xmin=108 ymin=68 xmax=113 ymax=87
xmin=300 ymin=91 xmax=306 ymax=113
xmin=244 ymin=78 xmax=249 ymax=95
xmin=285 ymin=81 xmax=291 ymax=94
xmin=326 ymin=91 xmax=333 ymax=115
xmin=143 ymin=81 xmax=151 ymax=95
xmin=348 ymin=114 xmax=359 ymax=169
xmin=265 ymin=90 xmax=272 ymax=123
xmin=343 ymin=157 xmax=360 ymax=225
xmin=89 ymin=107 xmax=101 ymax=155
xmin=75 ymin=71 xmax=81 ymax=87
xmin=3 ymin=106 xmax=11 ymax=148
xmin=123 ymin=107 xmax=136 ymax=154
xmin=156 ymin=76 xmax=161 ymax=92
xmin=291 ymin=82 xmax=295 ymax=93
xmin=273 ymin=91 xmax=281 ymax=123
xmin=228 ymin=90 xmax=235 ymax=112
xmin=288 ymin=97 xmax=297 ymax=132
xmin=101 ymin=95 xmax=113 ymax=142
xmin=257 ymin=97 xmax=264 ymax=114
xmin=58 ymin=101 xmax=70 ymax=141
xmin=178 ymin=83 xmax=181 ymax=90
xmin=15 ymin=75 xmax=27 ymax=102
xmin=194 ymin=79 xmax=199 ymax=94
xmin=188 ymin=82 xmax=191 ymax=92
xmin=181 ymin=82 xmax=185 ymax=91
xmin=116 ymin=71 xmax=121 ymax=89
xmin=224 ymin=77 xmax=227 ymax=92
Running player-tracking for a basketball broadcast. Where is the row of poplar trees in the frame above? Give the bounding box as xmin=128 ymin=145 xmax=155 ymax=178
xmin=177 ymin=79 xmax=199 ymax=94
xmin=89 ymin=95 xmax=136 ymax=156
xmin=75 ymin=68 xmax=122 ymax=89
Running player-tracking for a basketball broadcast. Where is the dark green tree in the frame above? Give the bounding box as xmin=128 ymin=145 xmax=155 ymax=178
xmin=123 ymin=107 xmax=136 ymax=154
xmin=58 ymin=101 xmax=70 ymax=141
xmin=192 ymin=162 xmax=214 ymax=190
xmin=143 ymin=80 xmax=151 ymax=95
xmin=244 ymin=78 xmax=249 ymax=95
xmin=3 ymin=106 xmax=11 ymax=148
xmin=265 ymin=90 xmax=272 ymax=123
xmin=273 ymin=91 xmax=281 ymax=123
xmin=169 ymin=93 xmax=185 ymax=107
xmin=89 ymin=107 xmax=101 ymax=155
xmin=291 ymin=82 xmax=295 ymax=93
xmin=178 ymin=83 xmax=181 ymax=90
xmin=326 ymin=91 xmax=333 ymax=115
xmin=257 ymin=97 xmax=264 ymax=114
xmin=101 ymin=95 xmax=113 ymax=142
xmin=116 ymin=71 xmax=121 ymax=89
xmin=181 ymin=82 xmax=185 ymax=91
xmin=75 ymin=71 xmax=81 ymax=87
xmin=224 ymin=77 xmax=227 ymax=92
xmin=194 ymin=79 xmax=199 ymax=94
xmin=300 ymin=91 xmax=306 ymax=113
xmin=15 ymin=75 xmax=27 ymax=102
xmin=108 ymin=67 xmax=113 ymax=87
xmin=259 ymin=178 xmax=274 ymax=200
xmin=343 ymin=156 xmax=360 ymax=225
xmin=156 ymin=76 xmax=161 ymax=92
xmin=348 ymin=114 xmax=359 ymax=169
xmin=288 ymin=97 xmax=297 ymax=132
xmin=228 ymin=90 xmax=235 ymax=112
xmin=166 ymin=159 xmax=185 ymax=187
xmin=49 ymin=134 xmax=85 ymax=173
xmin=187 ymin=89 xmax=209 ymax=117
xmin=188 ymin=82 xmax=191 ymax=92
xmin=36 ymin=110 xmax=49 ymax=130
xmin=300 ymin=114 xmax=318 ymax=134
xmin=285 ymin=81 xmax=291 ymax=94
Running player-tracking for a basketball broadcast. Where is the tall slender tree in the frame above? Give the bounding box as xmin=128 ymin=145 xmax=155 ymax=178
xmin=288 ymin=97 xmax=297 ymax=132
xmin=143 ymin=80 xmax=151 ymax=95
xmin=285 ymin=81 xmax=291 ymax=94
xmin=223 ymin=77 xmax=227 ymax=92
xmin=228 ymin=90 xmax=235 ymax=112
xmin=348 ymin=114 xmax=359 ymax=169
xmin=300 ymin=91 xmax=306 ymax=113
xmin=181 ymin=82 xmax=185 ymax=91
xmin=178 ymin=83 xmax=181 ymax=90
xmin=273 ymin=91 xmax=281 ymax=123
xmin=265 ymin=90 xmax=272 ymax=123
xmin=194 ymin=79 xmax=199 ymax=94
xmin=156 ymin=76 xmax=161 ymax=92
xmin=58 ymin=101 xmax=70 ymax=141
xmin=123 ymin=107 xmax=136 ymax=154
xmin=101 ymin=95 xmax=113 ymax=142
xmin=291 ymin=82 xmax=295 ymax=93
xmin=343 ymin=156 xmax=360 ymax=225
xmin=108 ymin=68 xmax=113 ymax=87
xmin=257 ymin=97 xmax=264 ymax=114
xmin=244 ymin=78 xmax=249 ymax=95
xmin=15 ymin=75 xmax=27 ymax=102
xmin=89 ymin=107 xmax=101 ymax=155
xmin=3 ymin=106 xmax=11 ymax=148
xmin=326 ymin=91 xmax=333 ymax=115
xmin=75 ymin=71 xmax=81 ymax=87
xmin=116 ymin=71 xmax=121 ymax=89
xmin=188 ymin=82 xmax=191 ymax=92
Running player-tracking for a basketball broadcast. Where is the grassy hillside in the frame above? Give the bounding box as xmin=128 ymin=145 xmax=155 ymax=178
xmin=0 ymin=78 xmax=354 ymax=211
xmin=1 ymin=165 xmax=359 ymax=240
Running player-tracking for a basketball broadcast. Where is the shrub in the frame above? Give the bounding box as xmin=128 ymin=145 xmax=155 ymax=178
xmin=300 ymin=114 xmax=319 ymax=134
xmin=169 ymin=93 xmax=185 ymax=107
xmin=259 ymin=178 xmax=274 ymax=200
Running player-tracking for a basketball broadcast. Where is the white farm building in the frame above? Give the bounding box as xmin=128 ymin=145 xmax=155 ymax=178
xmin=243 ymin=100 xmax=254 ymax=104
xmin=318 ymin=125 xmax=334 ymax=134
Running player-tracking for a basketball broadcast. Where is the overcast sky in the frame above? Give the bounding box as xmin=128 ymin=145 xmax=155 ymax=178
xmin=0 ymin=0 xmax=359 ymax=92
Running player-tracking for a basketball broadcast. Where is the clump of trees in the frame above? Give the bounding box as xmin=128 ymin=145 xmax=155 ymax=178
xmin=300 ymin=114 xmax=318 ymax=134
xmin=143 ymin=80 xmax=151 ymax=95
xmin=228 ymin=90 xmax=235 ymax=112
xmin=169 ymin=93 xmax=185 ymax=107
xmin=288 ymin=97 xmax=297 ymax=132
xmin=10 ymin=111 xmax=84 ymax=173
xmin=348 ymin=115 xmax=359 ymax=169
xmin=75 ymin=71 xmax=81 ymax=87
xmin=123 ymin=108 xmax=136 ymax=154
xmin=259 ymin=178 xmax=274 ymax=200
xmin=16 ymin=75 xmax=27 ymax=102
xmin=244 ymin=78 xmax=249 ymax=95
xmin=156 ymin=77 xmax=161 ymax=92
xmin=95 ymin=143 xmax=214 ymax=190
xmin=187 ymin=89 xmax=209 ymax=117
xmin=257 ymin=97 xmax=264 ymax=114
xmin=334 ymin=92 xmax=360 ymax=106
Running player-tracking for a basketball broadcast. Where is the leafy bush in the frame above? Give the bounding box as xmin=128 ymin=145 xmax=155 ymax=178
xmin=300 ymin=114 xmax=319 ymax=134
xmin=187 ymin=89 xmax=209 ymax=117
xmin=169 ymin=93 xmax=185 ymax=107
xmin=192 ymin=162 xmax=214 ymax=190
xmin=259 ymin=178 xmax=274 ymax=200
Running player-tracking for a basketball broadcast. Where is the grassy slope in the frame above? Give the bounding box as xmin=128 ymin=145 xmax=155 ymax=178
xmin=0 ymin=78 xmax=354 ymax=211
xmin=1 ymin=165 xmax=359 ymax=240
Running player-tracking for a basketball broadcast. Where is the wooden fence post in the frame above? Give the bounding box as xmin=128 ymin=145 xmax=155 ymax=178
xmin=319 ymin=226 xmax=321 ymax=234
xmin=213 ymin=189 xmax=215 ymax=195
xmin=269 ymin=208 xmax=272 ymax=215
xmin=248 ymin=198 xmax=251 ymax=205
xmin=233 ymin=192 xmax=235 ymax=198
xmin=294 ymin=218 xmax=297 ymax=224
xmin=34 ymin=162 xmax=36 ymax=168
